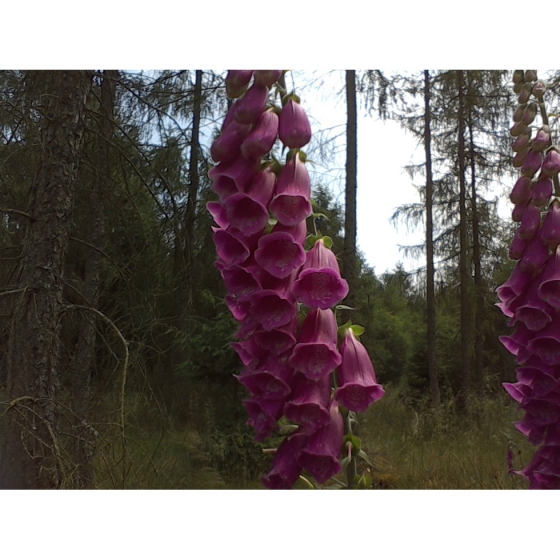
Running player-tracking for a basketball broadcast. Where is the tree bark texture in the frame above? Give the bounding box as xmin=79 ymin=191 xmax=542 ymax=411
xmin=342 ymin=70 xmax=358 ymax=323
xmin=0 ymin=70 xmax=92 ymax=489
xmin=423 ymin=70 xmax=440 ymax=407
xmin=456 ymin=70 xmax=472 ymax=406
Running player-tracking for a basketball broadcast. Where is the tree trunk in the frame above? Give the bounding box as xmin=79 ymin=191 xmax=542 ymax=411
xmin=71 ymin=70 xmax=118 ymax=488
xmin=456 ymin=70 xmax=471 ymax=407
xmin=0 ymin=70 xmax=92 ymax=489
xmin=467 ymin=77 xmax=484 ymax=395
xmin=423 ymin=70 xmax=440 ymax=407
xmin=342 ymin=70 xmax=358 ymax=323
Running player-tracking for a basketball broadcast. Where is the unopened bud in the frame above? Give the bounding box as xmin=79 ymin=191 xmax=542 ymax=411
xmin=532 ymin=126 xmax=551 ymax=152
xmin=513 ymin=70 xmax=525 ymax=84
xmin=513 ymin=82 xmax=524 ymax=94
xmin=542 ymin=148 xmax=560 ymax=178
xmin=513 ymin=148 xmax=529 ymax=168
xmin=521 ymin=150 xmax=543 ymax=178
xmin=510 ymin=121 xmax=528 ymax=137
xmin=518 ymin=83 xmax=533 ymax=104
xmin=513 ymin=104 xmax=526 ymax=123
xmin=532 ymin=80 xmax=546 ymax=100
xmin=522 ymin=103 xmax=538 ymax=125
xmin=524 ymin=70 xmax=538 ymax=82
xmin=512 ymin=129 xmax=532 ymax=152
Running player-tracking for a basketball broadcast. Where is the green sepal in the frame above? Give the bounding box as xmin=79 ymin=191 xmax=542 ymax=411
xmin=343 ymin=434 xmax=361 ymax=454
xmin=336 ymin=304 xmax=355 ymax=311
xmin=350 ymin=324 xmax=365 ymax=337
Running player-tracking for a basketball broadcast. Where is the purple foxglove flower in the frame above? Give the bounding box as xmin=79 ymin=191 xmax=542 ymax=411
xmin=288 ymin=308 xmax=342 ymax=380
xmin=512 ymin=200 xmax=530 ymax=223
xmin=538 ymin=249 xmax=560 ymax=307
xmin=209 ymin=172 xmax=238 ymax=202
xmin=207 ymin=201 xmax=229 ymax=229
xmin=210 ymin=153 xmax=261 ymax=192
xmin=335 ymin=329 xmax=385 ymax=412
xmin=237 ymin=360 xmax=294 ymax=401
xmin=262 ymin=432 xmax=308 ymax=489
xmin=532 ymin=176 xmax=553 ymax=207
xmin=519 ymin=235 xmax=549 ymax=273
xmin=512 ymin=148 xmax=529 ymax=169
xmin=234 ymin=84 xmax=270 ymax=125
xmin=514 ymin=416 xmax=547 ymax=446
xmin=292 ymin=238 xmax=349 ymax=309
xmin=508 ymin=231 xmax=530 ymax=260
xmin=497 ymin=263 xmax=533 ymax=304
xmin=514 ymin=279 xmax=553 ymax=331
xmin=296 ymin=400 xmax=343 ymax=484
xmin=225 ymin=70 xmax=253 ymax=98
xmin=284 ymin=373 xmax=332 ymax=434
xmin=499 ymin=322 xmax=533 ymax=359
xmin=522 ymin=103 xmax=538 ymax=125
xmin=210 ymin=120 xmax=252 ymax=163
xmin=272 ymin=220 xmax=308 ymax=245
xmin=252 ymin=320 xmax=298 ymax=354
xmin=225 ymin=293 xmax=251 ymax=322
xmin=532 ymin=80 xmax=546 ymax=100
xmin=510 ymin=175 xmax=533 ymax=205
xmin=512 ymin=129 xmax=532 ymax=152
xmin=254 ymin=231 xmax=306 ymax=279
xmin=518 ymin=204 xmax=541 ymax=240
xmin=540 ymin=200 xmax=560 ymax=247
xmin=244 ymin=397 xmax=285 ymax=442
xmin=542 ymin=148 xmax=560 ymax=178
xmin=513 ymin=70 xmax=525 ymax=84
xmin=253 ymin=70 xmax=283 ymax=87
xmin=512 ymin=104 xmax=526 ymax=123
xmin=517 ymin=362 xmax=558 ymax=399
xmin=279 ymin=98 xmax=312 ymax=149
xmin=242 ymin=165 xmax=277 ymax=207
xmin=526 ymin=322 xmax=560 ymax=365
xmin=212 ymin=227 xmax=251 ymax=267
xmin=503 ymin=380 xmax=532 ymax=403
xmin=532 ymin=126 xmax=551 ymax=152
xmin=225 ymin=192 xmax=269 ymax=237
xmin=250 ymin=288 xmax=298 ymax=331
xmin=510 ymin=121 xmax=528 ymax=137
xmin=521 ymin=150 xmax=543 ymax=178
xmin=221 ymin=264 xmax=262 ymax=301
xmin=524 ymin=70 xmax=538 ymax=82
xmin=523 ymin=399 xmax=560 ymax=427
xmin=518 ymin=82 xmax=533 ymax=104
xmin=240 ymin=108 xmax=279 ymax=159
xmin=269 ymin=152 xmax=313 ymax=226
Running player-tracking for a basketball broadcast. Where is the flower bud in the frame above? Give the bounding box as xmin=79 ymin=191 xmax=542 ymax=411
xmin=513 ymin=70 xmax=525 ymax=84
xmin=518 ymin=204 xmax=541 ymax=240
xmin=234 ymin=84 xmax=270 ymax=125
xmin=518 ymin=83 xmax=533 ymax=104
xmin=532 ymin=80 xmax=546 ymax=100
xmin=511 ymin=121 xmax=528 ymax=137
xmin=253 ymin=70 xmax=283 ymax=87
xmin=524 ymin=70 xmax=538 ymax=82
xmin=510 ymin=175 xmax=533 ymax=205
xmin=513 ymin=82 xmax=524 ymax=94
xmin=513 ymin=148 xmax=529 ymax=168
xmin=279 ymin=97 xmax=312 ymax=149
xmin=532 ymin=126 xmax=551 ymax=153
xmin=513 ymin=104 xmax=526 ymax=123
xmin=532 ymin=177 xmax=553 ymax=207
xmin=225 ymin=70 xmax=253 ymax=99
xmin=521 ymin=150 xmax=543 ymax=178
xmin=540 ymin=200 xmax=560 ymax=247
xmin=240 ymin=108 xmax=279 ymax=159
xmin=522 ymin=103 xmax=538 ymax=126
xmin=512 ymin=129 xmax=532 ymax=152
xmin=542 ymin=148 xmax=560 ymax=178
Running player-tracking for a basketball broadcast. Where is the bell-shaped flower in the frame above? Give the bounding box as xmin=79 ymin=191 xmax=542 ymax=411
xmin=210 ymin=120 xmax=252 ymax=163
xmin=221 ymin=264 xmax=262 ymax=301
xmin=538 ymin=249 xmax=560 ymax=308
xmin=212 ymin=227 xmax=251 ymax=267
xmin=499 ymin=322 xmax=533 ymax=360
xmin=514 ymin=278 xmax=553 ymax=331
xmin=250 ymin=288 xmax=298 ymax=332
xmin=296 ymin=400 xmax=343 ymax=484
xmin=520 ymin=235 xmax=549 ymax=273
xmin=244 ymin=397 xmax=286 ymax=442
xmin=523 ymin=399 xmax=560 ymax=427
xmin=207 ymin=201 xmax=229 ymax=229
xmin=292 ymin=238 xmax=349 ymax=309
xmin=526 ymin=322 xmax=560 ymax=365
xmin=518 ymin=204 xmax=541 ymax=240
xmin=225 ymin=192 xmax=269 ymax=237
xmin=242 ymin=165 xmax=277 ymax=207
xmin=234 ymin=84 xmax=270 ymax=125
xmin=503 ymin=380 xmax=532 ymax=403
xmin=269 ymin=152 xmax=312 ymax=226
xmin=272 ymin=220 xmax=308 ymax=245
xmin=210 ymin=153 xmax=261 ymax=192
xmin=516 ymin=361 xmax=558 ymax=399
xmin=225 ymin=293 xmax=251 ymax=322
xmin=279 ymin=97 xmax=312 ymax=149
xmin=542 ymin=148 xmax=560 ymax=178
xmin=225 ymin=70 xmax=253 ymax=98
xmin=514 ymin=415 xmax=547 ymax=446
xmin=288 ymin=308 xmax=342 ymax=380
xmin=254 ymin=231 xmax=306 ymax=279
xmin=236 ymin=359 xmax=294 ymax=401
xmin=240 ymin=108 xmax=279 ymax=159
xmin=532 ymin=176 xmax=553 ymax=207
xmin=521 ymin=150 xmax=543 ymax=178
xmin=510 ymin=176 xmax=533 ymax=205
xmin=254 ymin=70 xmax=283 ymax=87
xmin=252 ymin=319 xmax=298 ymax=355
xmin=284 ymin=373 xmax=332 ymax=434
xmin=335 ymin=329 xmax=385 ymax=412
xmin=540 ymin=200 xmax=560 ymax=247
xmin=262 ymin=432 xmax=308 ymax=489
xmin=497 ymin=263 xmax=533 ymax=305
